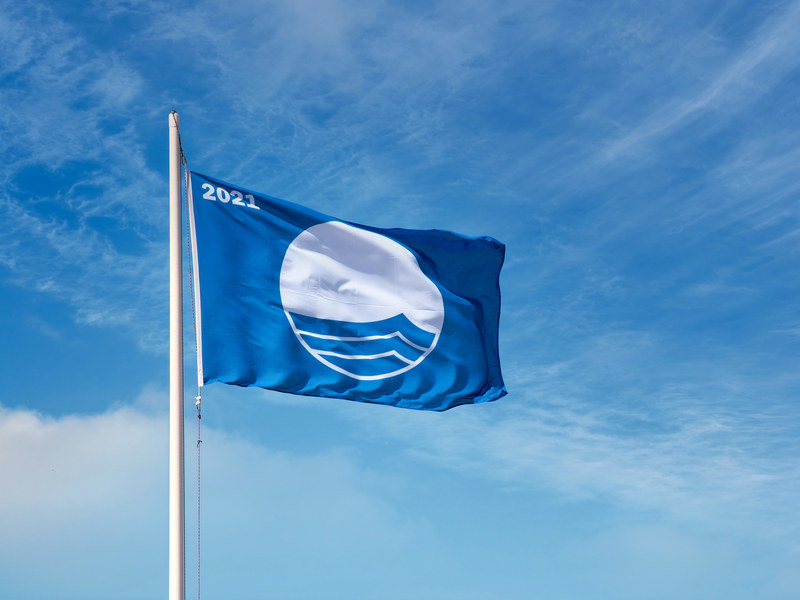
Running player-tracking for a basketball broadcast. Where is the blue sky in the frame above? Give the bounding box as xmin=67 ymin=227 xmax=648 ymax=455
xmin=1 ymin=0 xmax=799 ymax=598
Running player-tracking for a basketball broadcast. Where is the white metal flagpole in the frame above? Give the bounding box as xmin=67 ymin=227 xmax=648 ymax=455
xmin=169 ymin=110 xmax=185 ymax=600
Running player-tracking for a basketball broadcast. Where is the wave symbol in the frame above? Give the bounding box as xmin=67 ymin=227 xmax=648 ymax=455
xmin=286 ymin=312 xmax=439 ymax=380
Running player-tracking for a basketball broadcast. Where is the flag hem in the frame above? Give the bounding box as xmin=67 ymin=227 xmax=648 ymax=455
xmin=187 ymin=171 xmax=204 ymax=389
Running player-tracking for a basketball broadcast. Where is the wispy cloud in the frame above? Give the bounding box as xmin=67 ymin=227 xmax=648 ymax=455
xmin=0 ymin=189 xmax=168 ymax=350
xmin=598 ymin=0 xmax=800 ymax=162
xmin=0 ymin=1 xmax=169 ymax=350
xmin=335 ymin=330 xmax=800 ymax=536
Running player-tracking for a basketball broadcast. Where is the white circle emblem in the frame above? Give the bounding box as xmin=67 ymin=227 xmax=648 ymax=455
xmin=279 ymin=221 xmax=444 ymax=380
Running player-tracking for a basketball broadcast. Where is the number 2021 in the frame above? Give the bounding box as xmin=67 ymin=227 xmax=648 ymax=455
xmin=201 ymin=183 xmax=260 ymax=210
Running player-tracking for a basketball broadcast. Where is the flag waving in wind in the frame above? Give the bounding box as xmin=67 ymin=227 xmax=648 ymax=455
xmin=188 ymin=172 xmax=506 ymax=411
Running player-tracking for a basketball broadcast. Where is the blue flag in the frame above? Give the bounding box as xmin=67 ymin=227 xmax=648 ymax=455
xmin=188 ymin=171 xmax=506 ymax=411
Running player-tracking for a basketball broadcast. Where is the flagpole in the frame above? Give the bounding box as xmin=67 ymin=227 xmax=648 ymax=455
xmin=168 ymin=110 xmax=185 ymax=600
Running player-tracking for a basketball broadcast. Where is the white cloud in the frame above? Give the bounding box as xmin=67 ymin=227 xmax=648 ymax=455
xmin=0 ymin=402 xmax=457 ymax=600
xmin=0 ymin=403 xmax=168 ymax=599
xmin=2 ymin=389 xmax=798 ymax=599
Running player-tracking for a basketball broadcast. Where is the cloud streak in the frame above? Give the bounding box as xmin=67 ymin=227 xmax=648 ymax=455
xmin=336 ymin=329 xmax=800 ymax=536
xmin=0 ymin=1 xmax=171 ymax=349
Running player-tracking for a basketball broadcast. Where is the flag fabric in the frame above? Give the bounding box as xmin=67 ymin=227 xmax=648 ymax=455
xmin=188 ymin=171 xmax=506 ymax=411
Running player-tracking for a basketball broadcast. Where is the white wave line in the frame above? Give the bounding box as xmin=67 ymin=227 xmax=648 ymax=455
xmin=315 ymin=349 xmax=415 ymax=365
xmin=296 ymin=329 xmax=430 ymax=352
